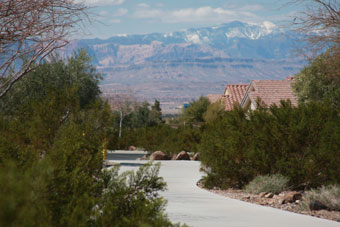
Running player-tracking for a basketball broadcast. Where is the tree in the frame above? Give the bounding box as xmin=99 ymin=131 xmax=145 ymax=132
xmin=150 ymin=99 xmax=163 ymax=125
xmin=0 ymin=50 xmax=103 ymax=161
xmin=293 ymin=47 xmax=340 ymax=106
xmin=290 ymin=1 xmax=340 ymax=105
xmin=0 ymin=51 xmax=182 ymax=226
xmin=130 ymin=102 xmax=152 ymax=128
xmin=203 ymin=100 xmax=225 ymax=123
xmin=105 ymin=93 xmax=136 ymax=138
xmin=182 ymin=97 xmax=210 ymax=125
xmin=0 ymin=49 xmax=101 ymax=115
xmin=0 ymin=0 xmax=88 ymax=98
xmin=291 ymin=0 xmax=340 ymax=54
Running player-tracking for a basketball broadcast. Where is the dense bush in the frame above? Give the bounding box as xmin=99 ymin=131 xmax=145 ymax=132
xmin=244 ymin=174 xmax=289 ymax=194
xmin=199 ymin=101 xmax=340 ymax=189
xmin=300 ymin=185 xmax=340 ymax=211
xmin=0 ymin=51 xmax=180 ymax=226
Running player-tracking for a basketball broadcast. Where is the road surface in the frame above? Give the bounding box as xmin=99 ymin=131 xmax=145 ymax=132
xmin=108 ymin=153 xmax=340 ymax=227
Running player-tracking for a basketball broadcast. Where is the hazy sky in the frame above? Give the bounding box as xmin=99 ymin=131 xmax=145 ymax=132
xmin=78 ymin=0 xmax=304 ymax=39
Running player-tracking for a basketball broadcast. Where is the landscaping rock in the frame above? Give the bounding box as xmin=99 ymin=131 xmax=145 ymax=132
xmin=129 ymin=146 xmax=136 ymax=151
xmin=150 ymin=151 xmax=169 ymax=160
xmin=309 ymin=200 xmax=329 ymax=211
xmin=200 ymin=186 xmax=340 ymax=222
xmin=175 ymin=151 xmax=190 ymax=160
xmin=171 ymin=154 xmax=177 ymax=160
xmin=265 ymin=193 xmax=274 ymax=198
xmin=192 ymin=152 xmax=200 ymax=161
xmin=282 ymin=192 xmax=302 ymax=204
xmin=259 ymin=192 xmax=267 ymax=198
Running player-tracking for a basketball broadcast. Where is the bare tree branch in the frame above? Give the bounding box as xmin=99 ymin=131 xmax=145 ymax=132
xmin=103 ymin=93 xmax=137 ymax=138
xmin=289 ymin=0 xmax=340 ymax=55
xmin=0 ymin=0 xmax=89 ymax=98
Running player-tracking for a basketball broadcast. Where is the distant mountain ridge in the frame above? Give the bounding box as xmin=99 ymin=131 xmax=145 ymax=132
xmin=62 ymin=21 xmax=306 ymax=114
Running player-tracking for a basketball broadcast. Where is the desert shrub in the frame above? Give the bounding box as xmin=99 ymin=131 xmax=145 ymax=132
xmin=199 ymin=106 xmax=254 ymax=188
xmin=0 ymin=51 xmax=181 ymax=226
xmin=244 ymin=174 xmax=289 ymax=194
xmin=300 ymin=185 xmax=340 ymax=211
xmin=199 ymin=101 xmax=340 ymax=189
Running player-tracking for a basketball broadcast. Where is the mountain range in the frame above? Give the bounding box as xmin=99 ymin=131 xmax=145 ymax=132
xmin=63 ymin=21 xmax=306 ymax=114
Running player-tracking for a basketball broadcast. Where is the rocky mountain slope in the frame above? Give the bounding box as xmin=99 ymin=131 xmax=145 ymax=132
xmin=63 ymin=21 xmax=306 ymax=113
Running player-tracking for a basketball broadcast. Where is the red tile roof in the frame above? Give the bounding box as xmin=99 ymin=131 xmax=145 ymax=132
xmin=223 ymin=84 xmax=248 ymax=111
xmin=245 ymin=80 xmax=298 ymax=107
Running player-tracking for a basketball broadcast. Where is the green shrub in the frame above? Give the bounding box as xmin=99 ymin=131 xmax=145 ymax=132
xmin=199 ymin=101 xmax=340 ymax=189
xmin=0 ymin=50 xmax=182 ymax=226
xmin=300 ymin=185 xmax=340 ymax=211
xmin=244 ymin=174 xmax=289 ymax=194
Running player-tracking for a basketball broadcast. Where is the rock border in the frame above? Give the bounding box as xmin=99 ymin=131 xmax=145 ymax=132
xmin=197 ymin=183 xmax=340 ymax=222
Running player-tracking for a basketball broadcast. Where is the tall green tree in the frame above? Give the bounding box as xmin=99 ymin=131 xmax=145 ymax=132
xmin=150 ymin=99 xmax=163 ymax=125
xmin=293 ymin=47 xmax=340 ymax=106
xmin=182 ymin=97 xmax=210 ymax=125
xmin=0 ymin=49 xmax=101 ymax=115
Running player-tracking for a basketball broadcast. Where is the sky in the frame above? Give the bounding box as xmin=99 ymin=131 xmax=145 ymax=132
xmin=76 ymin=0 xmax=304 ymax=39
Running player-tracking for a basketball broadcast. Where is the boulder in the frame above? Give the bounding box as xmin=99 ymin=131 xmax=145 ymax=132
xmin=281 ymin=192 xmax=302 ymax=204
xmin=309 ymin=200 xmax=328 ymax=211
xmin=129 ymin=146 xmax=136 ymax=151
xmin=192 ymin=153 xmax=200 ymax=161
xmin=150 ymin=151 xmax=169 ymax=160
xmin=175 ymin=151 xmax=190 ymax=160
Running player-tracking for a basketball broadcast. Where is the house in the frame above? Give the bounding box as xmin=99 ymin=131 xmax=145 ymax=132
xmin=240 ymin=78 xmax=298 ymax=110
xmin=223 ymin=84 xmax=248 ymax=111
xmin=207 ymin=84 xmax=248 ymax=111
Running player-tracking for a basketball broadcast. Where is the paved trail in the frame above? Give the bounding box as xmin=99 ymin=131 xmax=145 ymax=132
xmin=108 ymin=154 xmax=339 ymax=227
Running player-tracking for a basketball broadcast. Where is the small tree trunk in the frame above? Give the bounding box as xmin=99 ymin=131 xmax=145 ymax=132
xmin=119 ymin=110 xmax=123 ymax=138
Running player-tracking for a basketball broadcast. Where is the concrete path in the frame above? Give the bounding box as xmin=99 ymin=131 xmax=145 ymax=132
xmin=109 ymin=156 xmax=339 ymax=227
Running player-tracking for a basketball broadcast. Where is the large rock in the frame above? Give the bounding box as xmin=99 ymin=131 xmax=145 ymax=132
xmin=281 ymin=192 xmax=302 ymax=204
xmin=192 ymin=153 xmax=200 ymax=161
xmin=129 ymin=146 xmax=136 ymax=151
xmin=150 ymin=151 xmax=169 ymax=160
xmin=175 ymin=151 xmax=190 ymax=160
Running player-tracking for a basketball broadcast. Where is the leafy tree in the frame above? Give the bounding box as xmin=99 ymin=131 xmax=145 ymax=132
xmin=203 ymin=100 xmax=225 ymax=123
xmin=129 ymin=102 xmax=153 ymax=128
xmin=182 ymin=97 xmax=210 ymax=125
xmin=0 ymin=49 xmax=101 ymax=115
xmin=150 ymin=99 xmax=163 ymax=125
xmin=293 ymin=47 xmax=340 ymax=106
